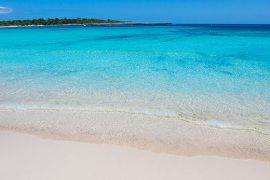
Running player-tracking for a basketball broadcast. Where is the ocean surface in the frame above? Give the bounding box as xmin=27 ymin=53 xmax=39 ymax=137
xmin=0 ymin=25 xmax=270 ymax=133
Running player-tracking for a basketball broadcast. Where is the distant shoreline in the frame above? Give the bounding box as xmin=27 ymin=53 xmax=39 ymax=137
xmin=2 ymin=23 xmax=270 ymax=28
xmin=0 ymin=18 xmax=172 ymax=27
xmin=0 ymin=23 xmax=172 ymax=28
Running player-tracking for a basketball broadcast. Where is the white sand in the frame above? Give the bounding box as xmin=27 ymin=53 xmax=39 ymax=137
xmin=0 ymin=130 xmax=270 ymax=180
xmin=1 ymin=109 xmax=270 ymax=160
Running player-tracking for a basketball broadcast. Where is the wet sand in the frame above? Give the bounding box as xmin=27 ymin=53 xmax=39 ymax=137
xmin=0 ymin=109 xmax=270 ymax=161
xmin=0 ymin=130 xmax=270 ymax=180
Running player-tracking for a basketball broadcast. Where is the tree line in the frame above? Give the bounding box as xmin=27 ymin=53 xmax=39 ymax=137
xmin=0 ymin=18 xmax=122 ymax=26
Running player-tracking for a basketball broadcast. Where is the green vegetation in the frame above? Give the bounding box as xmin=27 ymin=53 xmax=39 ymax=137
xmin=0 ymin=18 xmax=123 ymax=26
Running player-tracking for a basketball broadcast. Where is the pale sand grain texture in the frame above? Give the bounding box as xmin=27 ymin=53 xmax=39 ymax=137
xmin=1 ymin=109 xmax=270 ymax=160
xmin=0 ymin=130 xmax=270 ymax=180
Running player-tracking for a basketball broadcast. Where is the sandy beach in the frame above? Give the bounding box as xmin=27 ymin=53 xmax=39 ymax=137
xmin=1 ymin=23 xmax=270 ymax=180
xmin=1 ymin=108 xmax=270 ymax=180
xmin=1 ymin=109 xmax=270 ymax=160
xmin=0 ymin=130 xmax=270 ymax=180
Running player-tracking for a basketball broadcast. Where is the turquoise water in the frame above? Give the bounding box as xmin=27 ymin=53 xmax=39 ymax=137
xmin=0 ymin=25 xmax=270 ymax=132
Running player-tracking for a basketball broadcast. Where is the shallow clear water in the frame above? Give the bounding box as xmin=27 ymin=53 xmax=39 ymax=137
xmin=0 ymin=25 xmax=270 ymax=132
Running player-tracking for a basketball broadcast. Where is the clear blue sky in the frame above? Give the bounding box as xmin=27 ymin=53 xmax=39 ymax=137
xmin=0 ymin=0 xmax=269 ymax=23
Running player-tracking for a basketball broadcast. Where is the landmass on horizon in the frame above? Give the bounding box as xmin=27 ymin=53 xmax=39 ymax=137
xmin=0 ymin=18 xmax=172 ymax=27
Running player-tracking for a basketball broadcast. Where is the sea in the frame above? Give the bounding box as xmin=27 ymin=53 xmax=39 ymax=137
xmin=0 ymin=24 xmax=270 ymax=133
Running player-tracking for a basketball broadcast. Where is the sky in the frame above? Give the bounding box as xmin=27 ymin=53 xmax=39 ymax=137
xmin=0 ymin=0 xmax=270 ymax=24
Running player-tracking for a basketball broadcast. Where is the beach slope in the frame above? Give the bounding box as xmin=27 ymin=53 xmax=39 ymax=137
xmin=0 ymin=130 xmax=270 ymax=180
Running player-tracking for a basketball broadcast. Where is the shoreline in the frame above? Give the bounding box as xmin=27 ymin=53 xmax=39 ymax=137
xmin=1 ymin=109 xmax=269 ymax=161
xmin=1 ymin=130 xmax=270 ymax=180
xmin=0 ymin=22 xmax=172 ymax=28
